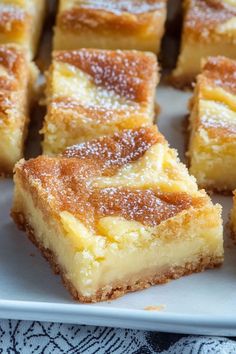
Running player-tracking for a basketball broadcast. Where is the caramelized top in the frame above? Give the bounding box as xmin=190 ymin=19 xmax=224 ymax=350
xmin=201 ymin=56 xmax=236 ymax=95
xmin=61 ymin=0 xmax=166 ymax=14
xmin=63 ymin=127 xmax=161 ymax=174
xmin=54 ymin=49 xmax=158 ymax=102
xmin=0 ymin=45 xmax=28 ymax=121
xmin=195 ymin=57 xmax=236 ymax=137
xmin=57 ymin=0 xmax=166 ymax=34
xmin=18 ymin=127 xmax=202 ymax=229
xmin=0 ymin=4 xmax=28 ymax=33
xmin=90 ymin=188 xmax=201 ymax=227
xmin=0 ymin=45 xmax=25 ymax=89
xmin=185 ymin=0 xmax=236 ymax=40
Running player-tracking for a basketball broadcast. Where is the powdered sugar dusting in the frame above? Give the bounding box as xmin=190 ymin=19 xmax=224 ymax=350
xmin=18 ymin=124 xmax=204 ymax=231
xmin=55 ymin=50 xmax=157 ymax=102
xmin=63 ymin=128 xmax=160 ymax=172
xmin=0 ymin=5 xmax=26 ymax=29
xmin=0 ymin=46 xmax=26 ymax=124
xmin=91 ymin=188 xmax=194 ymax=227
xmin=203 ymin=56 xmax=236 ymax=94
xmin=20 ymin=155 xmax=196 ymax=229
xmin=199 ymin=57 xmax=236 ymax=133
xmin=70 ymin=0 xmax=165 ymax=14
xmin=186 ymin=0 xmax=236 ymax=38
xmin=201 ymin=105 xmax=236 ymax=133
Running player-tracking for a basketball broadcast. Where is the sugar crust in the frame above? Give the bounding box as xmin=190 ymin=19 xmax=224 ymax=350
xmin=172 ymin=0 xmax=236 ymax=87
xmin=53 ymin=49 xmax=159 ymax=103
xmin=18 ymin=127 xmax=206 ymax=228
xmin=184 ymin=0 xmax=236 ymax=41
xmin=57 ymin=0 xmax=167 ymax=35
xmin=0 ymin=44 xmax=37 ymax=175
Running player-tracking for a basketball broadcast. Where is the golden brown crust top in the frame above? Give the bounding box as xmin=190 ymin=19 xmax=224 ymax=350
xmin=63 ymin=0 xmax=166 ymax=14
xmin=0 ymin=91 xmax=15 ymax=116
xmin=63 ymin=127 xmax=162 ymax=174
xmin=197 ymin=103 xmax=236 ymax=137
xmin=16 ymin=127 xmax=203 ymax=228
xmin=201 ymin=56 xmax=236 ymax=95
xmin=18 ymin=160 xmax=200 ymax=228
xmin=90 ymin=188 xmax=203 ymax=227
xmin=0 ymin=45 xmax=27 ymax=121
xmin=200 ymin=125 xmax=236 ymax=139
xmin=57 ymin=1 xmax=166 ymax=35
xmin=22 ymin=127 xmax=161 ymax=178
xmin=54 ymin=49 xmax=158 ymax=102
xmin=184 ymin=0 xmax=236 ymax=40
xmin=0 ymin=5 xmax=28 ymax=33
xmin=195 ymin=56 xmax=236 ymax=137
xmin=0 ymin=45 xmax=26 ymax=88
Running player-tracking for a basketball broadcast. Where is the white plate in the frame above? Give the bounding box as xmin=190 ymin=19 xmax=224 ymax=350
xmin=1 ymin=85 xmax=236 ymax=336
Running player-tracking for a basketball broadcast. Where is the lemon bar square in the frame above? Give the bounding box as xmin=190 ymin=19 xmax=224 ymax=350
xmin=0 ymin=45 xmax=38 ymax=175
xmin=188 ymin=56 xmax=236 ymax=192
xmin=53 ymin=0 xmax=167 ymax=54
xmin=12 ymin=127 xmax=223 ymax=302
xmin=173 ymin=0 xmax=236 ymax=87
xmin=41 ymin=49 xmax=159 ymax=156
xmin=0 ymin=0 xmax=46 ymax=59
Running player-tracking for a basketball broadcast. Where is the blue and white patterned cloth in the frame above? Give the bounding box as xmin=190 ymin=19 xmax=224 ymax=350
xmin=0 ymin=320 xmax=236 ymax=353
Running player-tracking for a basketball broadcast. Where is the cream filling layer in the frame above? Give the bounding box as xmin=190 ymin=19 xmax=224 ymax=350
xmin=54 ymin=28 xmax=162 ymax=54
xmin=174 ymin=42 xmax=236 ymax=80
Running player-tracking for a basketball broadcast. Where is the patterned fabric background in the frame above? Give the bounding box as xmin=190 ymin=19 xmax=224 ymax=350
xmin=0 ymin=320 xmax=236 ymax=353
